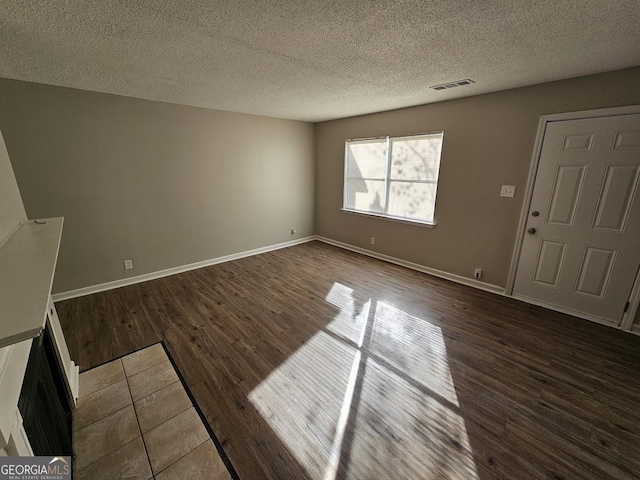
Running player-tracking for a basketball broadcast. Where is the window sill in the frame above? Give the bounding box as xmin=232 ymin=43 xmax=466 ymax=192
xmin=341 ymin=209 xmax=436 ymax=228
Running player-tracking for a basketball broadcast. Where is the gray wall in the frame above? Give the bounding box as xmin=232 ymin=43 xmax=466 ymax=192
xmin=0 ymin=78 xmax=315 ymax=293
xmin=315 ymin=67 xmax=640 ymax=288
xmin=0 ymin=131 xmax=27 ymax=244
xmin=3 ymin=67 xmax=640 ymax=296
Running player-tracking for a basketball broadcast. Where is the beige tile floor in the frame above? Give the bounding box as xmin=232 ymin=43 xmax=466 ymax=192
xmin=74 ymin=343 xmax=232 ymax=479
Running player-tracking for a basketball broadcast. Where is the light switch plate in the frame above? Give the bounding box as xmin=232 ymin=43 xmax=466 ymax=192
xmin=500 ymin=185 xmax=516 ymax=198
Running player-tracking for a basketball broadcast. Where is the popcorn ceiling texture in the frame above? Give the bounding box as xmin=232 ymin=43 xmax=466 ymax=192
xmin=1 ymin=0 xmax=639 ymax=122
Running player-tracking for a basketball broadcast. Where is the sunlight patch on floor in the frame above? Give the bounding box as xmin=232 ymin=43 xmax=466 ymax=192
xmin=346 ymin=358 xmax=478 ymax=480
xmin=371 ymin=301 xmax=459 ymax=407
xmin=248 ymin=282 xmax=478 ymax=479
xmin=324 ymin=282 xmax=370 ymax=346
xmin=248 ymin=331 xmax=357 ymax=479
xmin=323 ymin=349 xmax=361 ymax=480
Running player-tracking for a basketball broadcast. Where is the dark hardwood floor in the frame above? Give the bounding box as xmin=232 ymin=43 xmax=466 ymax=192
xmin=56 ymin=241 xmax=640 ymax=479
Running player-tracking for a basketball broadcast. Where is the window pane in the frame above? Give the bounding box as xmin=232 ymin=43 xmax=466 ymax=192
xmin=387 ymin=181 xmax=437 ymax=223
xmin=346 ymin=139 xmax=387 ymax=179
xmin=345 ymin=179 xmax=386 ymax=213
xmin=390 ymin=134 xmax=443 ymax=181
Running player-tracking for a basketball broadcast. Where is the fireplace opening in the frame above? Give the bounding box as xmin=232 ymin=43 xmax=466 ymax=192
xmin=18 ymin=325 xmax=73 ymax=456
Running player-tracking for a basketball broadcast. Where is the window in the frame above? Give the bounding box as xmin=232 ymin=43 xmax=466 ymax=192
xmin=343 ymin=132 xmax=444 ymax=225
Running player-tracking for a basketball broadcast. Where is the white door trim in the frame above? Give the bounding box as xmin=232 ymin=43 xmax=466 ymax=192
xmin=506 ymin=104 xmax=640 ymax=329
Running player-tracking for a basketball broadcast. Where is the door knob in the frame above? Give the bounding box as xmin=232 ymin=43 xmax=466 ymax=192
xmin=531 ymin=211 xmax=540 ymax=217
xmin=527 ymin=228 xmax=536 ymax=234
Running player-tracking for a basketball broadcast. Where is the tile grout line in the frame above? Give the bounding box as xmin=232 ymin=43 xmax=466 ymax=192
xmin=77 ymin=366 xmax=127 ymax=400
xmin=160 ymin=342 xmax=241 ymax=480
xmin=75 ymin=379 xmax=131 ymax=430
xmin=75 ymin=346 xmax=172 ymax=476
xmin=123 ymin=359 xmax=155 ymax=479
xmin=75 ymin=375 xmax=136 ymax=471
xmin=77 ymin=350 xmax=171 ymax=478
xmin=153 ymin=436 xmax=211 ymax=478
xmin=78 ymin=342 xmax=165 ymax=374
xmin=139 ymin=399 xmax=193 ymax=437
xmin=133 ymin=367 xmax=208 ymax=477
xmin=75 ymin=380 xmax=130 ymax=439
xmin=77 ymin=344 xmax=236 ymax=479
xmin=131 ymin=377 xmax=182 ymax=404
xmin=123 ymin=348 xmax=170 ymax=379
xmin=75 ymin=437 xmax=146 ymax=478
xmin=133 ymin=357 xmax=210 ymax=477
xmin=125 ymin=352 xmax=207 ymax=478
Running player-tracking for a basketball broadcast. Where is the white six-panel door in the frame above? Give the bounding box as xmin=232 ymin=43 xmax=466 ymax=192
xmin=514 ymin=114 xmax=640 ymax=325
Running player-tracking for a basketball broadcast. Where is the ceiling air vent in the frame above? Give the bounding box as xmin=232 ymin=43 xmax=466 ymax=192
xmin=429 ymin=79 xmax=475 ymax=91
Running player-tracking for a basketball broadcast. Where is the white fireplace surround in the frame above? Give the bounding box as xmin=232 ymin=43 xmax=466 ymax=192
xmin=0 ymin=130 xmax=78 ymax=456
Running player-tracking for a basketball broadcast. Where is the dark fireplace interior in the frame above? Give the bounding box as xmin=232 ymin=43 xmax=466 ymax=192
xmin=18 ymin=325 xmax=73 ymax=456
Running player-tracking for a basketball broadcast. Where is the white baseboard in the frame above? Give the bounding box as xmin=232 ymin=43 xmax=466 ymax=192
xmin=53 ymin=233 xmax=506 ymax=303
xmin=52 ymin=236 xmax=316 ymax=302
xmin=53 ymin=233 xmax=638 ymax=336
xmin=316 ymin=237 xmax=639 ymax=334
xmin=315 ymin=236 xmax=506 ymax=295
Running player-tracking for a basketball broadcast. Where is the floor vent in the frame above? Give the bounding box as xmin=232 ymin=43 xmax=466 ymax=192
xmin=430 ymin=79 xmax=475 ymax=91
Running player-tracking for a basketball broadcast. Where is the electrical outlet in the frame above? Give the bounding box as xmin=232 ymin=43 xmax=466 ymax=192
xmin=500 ymin=185 xmax=516 ymax=198
xmin=370 ymin=236 xmax=376 ymax=245
xmin=291 ymin=227 xmax=296 ymax=235
xmin=474 ymin=268 xmax=482 ymax=279
xmin=123 ymin=259 xmax=133 ymax=270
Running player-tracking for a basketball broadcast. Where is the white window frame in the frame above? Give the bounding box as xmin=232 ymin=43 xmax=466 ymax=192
xmin=342 ymin=132 xmax=444 ymax=226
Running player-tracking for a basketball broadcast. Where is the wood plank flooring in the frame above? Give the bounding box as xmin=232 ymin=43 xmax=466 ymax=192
xmin=56 ymin=241 xmax=640 ymax=479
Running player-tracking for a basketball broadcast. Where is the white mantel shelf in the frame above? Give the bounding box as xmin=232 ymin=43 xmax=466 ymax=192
xmin=0 ymin=217 xmax=63 ymax=349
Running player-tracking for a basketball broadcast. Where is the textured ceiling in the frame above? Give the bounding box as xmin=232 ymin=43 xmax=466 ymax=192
xmin=1 ymin=1 xmax=639 ymax=122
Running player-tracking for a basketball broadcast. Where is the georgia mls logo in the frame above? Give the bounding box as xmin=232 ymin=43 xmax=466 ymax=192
xmin=48 ymin=457 xmax=69 ymax=472
xmin=0 ymin=456 xmax=71 ymax=480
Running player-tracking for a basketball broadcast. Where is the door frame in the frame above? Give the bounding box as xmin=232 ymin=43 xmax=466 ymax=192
xmin=506 ymin=104 xmax=640 ymax=329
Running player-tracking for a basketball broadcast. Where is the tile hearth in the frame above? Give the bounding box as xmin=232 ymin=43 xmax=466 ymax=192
xmin=73 ymin=343 xmax=232 ymax=480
